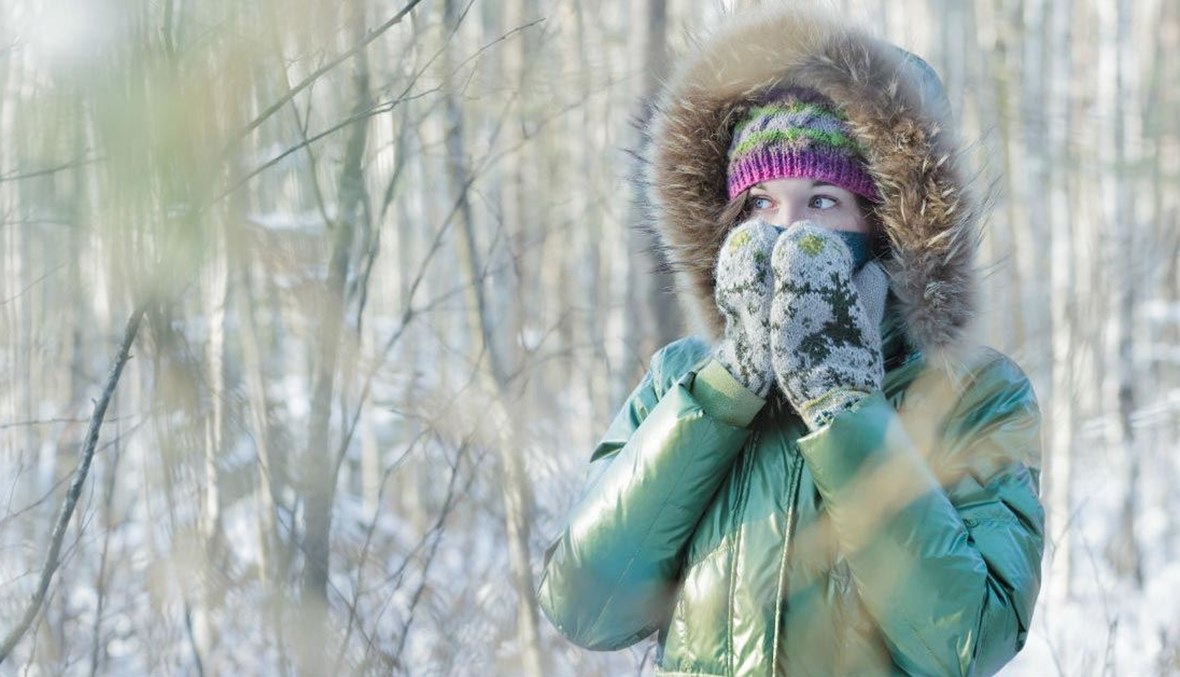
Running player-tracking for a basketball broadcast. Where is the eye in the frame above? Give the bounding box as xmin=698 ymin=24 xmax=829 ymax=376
xmin=750 ymin=195 xmax=774 ymax=210
xmin=809 ymin=195 xmax=838 ymax=210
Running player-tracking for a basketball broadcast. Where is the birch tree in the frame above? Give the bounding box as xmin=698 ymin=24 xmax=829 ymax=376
xmin=442 ymin=0 xmax=543 ymax=672
xmin=1046 ymin=0 xmax=1077 ymax=605
xmin=1098 ymin=0 xmax=1143 ymax=588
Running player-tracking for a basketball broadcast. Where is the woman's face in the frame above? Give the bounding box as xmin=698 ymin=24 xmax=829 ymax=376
xmin=746 ymin=177 xmax=870 ymax=234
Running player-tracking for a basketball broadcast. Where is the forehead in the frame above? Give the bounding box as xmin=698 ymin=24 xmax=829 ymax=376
xmin=751 ymin=178 xmax=853 ymax=195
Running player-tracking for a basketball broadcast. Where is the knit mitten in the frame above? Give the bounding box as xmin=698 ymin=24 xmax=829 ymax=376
xmin=714 ymin=219 xmax=781 ymax=397
xmin=770 ymin=223 xmax=886 ymax=429
xmin=852 ymin=260 xmax=889 ymax=343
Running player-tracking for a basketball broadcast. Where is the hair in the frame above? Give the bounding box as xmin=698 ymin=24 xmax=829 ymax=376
xmin=716 ymin=190 xmax=752 ymax=234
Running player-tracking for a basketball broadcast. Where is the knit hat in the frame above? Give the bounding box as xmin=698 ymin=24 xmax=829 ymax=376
xmin=726 ymin=88 xmax=880 ymax=203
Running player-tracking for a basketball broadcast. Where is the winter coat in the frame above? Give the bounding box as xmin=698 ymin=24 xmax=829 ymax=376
xmin=537 ymin=5 xmax=1045 ymax=676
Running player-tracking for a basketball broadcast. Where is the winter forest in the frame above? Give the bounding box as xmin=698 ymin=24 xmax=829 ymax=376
xmin=1 ymin=0 xmax=1178 ymax=674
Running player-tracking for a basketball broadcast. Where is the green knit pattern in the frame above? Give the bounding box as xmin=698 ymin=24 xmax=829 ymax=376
xmin=729 ymin=127 xmax=864 ymax=158
xmin=728 ymin=98 xmax=868 ymax=162
xmin=714 ymin=220 xmax=780 ymax=398
xmin=770 ymin=224 xmax=884 ymax=429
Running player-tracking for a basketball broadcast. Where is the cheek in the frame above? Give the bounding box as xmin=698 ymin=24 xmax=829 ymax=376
xmin=752 ymin=207 xmax=787 ymax=227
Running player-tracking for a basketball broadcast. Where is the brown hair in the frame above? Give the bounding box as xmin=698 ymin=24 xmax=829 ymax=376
xmin=716 ymin=190 xmax=752 ymax=234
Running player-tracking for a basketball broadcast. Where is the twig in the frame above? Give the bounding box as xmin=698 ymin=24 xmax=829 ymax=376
xmin=0 ymin=415 xmax=134 ymax=431
xmin=271 ymin=24 xmax=334 ymax=232
xmin=0 ymin=416 xmax=147 ymax=534
xmin=211 ymin=85 xmax=438 ymax=211
xmin=328 ymin=178 xmax=471 ymax=482
xmin=328 ymin=72 xmax=524 ymax=482
xmin=0 ymin=305 xmax=145 ymax=665
xmin=215 ymin=16 xmax=543 ymax=211
xmin=88 ymin=424 xmax=123 ymax=677
xmin=331 ymin=430 xmax=429 ymax=674
xmin=366 ymin=440 xmax=480 ymax=673
xmin=1037 ymin=603 xmax=1069 ymax=677
xmin=234 ymin=0 xmax=426 ymax=143
xmin=389 ymin=449 xmax=468 ymax=665
xmin=0 ymin=263 xmax=67 ymax=307
xmin=0 ymin=158 xmax=101 ymax=184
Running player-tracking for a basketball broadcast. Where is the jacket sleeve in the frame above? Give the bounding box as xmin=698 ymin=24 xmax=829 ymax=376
xmin=797 ymin=352 xmax=1044 ymax=677
xmin=536 ymin=338 xmax=765 ymax=651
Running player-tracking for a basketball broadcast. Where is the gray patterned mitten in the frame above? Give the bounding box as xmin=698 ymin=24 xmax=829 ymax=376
xmin=713 ymin=219 xmax=781 ymax=397
xmin=770 ymin=223 xmax=886 ymax=429
xmin=852 ymin=260 xmax=889 ymax=345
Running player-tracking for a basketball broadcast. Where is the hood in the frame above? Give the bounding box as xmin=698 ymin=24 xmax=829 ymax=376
xmin=641 ymin=3 xmax=982 ymax=357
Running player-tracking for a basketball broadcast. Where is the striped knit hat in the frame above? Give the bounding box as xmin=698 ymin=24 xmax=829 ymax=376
xmin=726 ymin=87 xmax=880 ymax=202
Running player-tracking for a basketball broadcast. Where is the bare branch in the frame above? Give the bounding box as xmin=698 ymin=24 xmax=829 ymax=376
xmin=212 ymin=86 xmax=440 ymax=210
xmin=0 ymin=416 xmax=146 ymax=534
xmin=235 ymin=0 xmax=427 ymax=143
xmin=269 ymin=23 xmax=335 ymax=231
xmin=0 ymin=263 xmax=67 ymax=307
xmin=331 ymin=429 xmax=430 ymax=673
xmin=389 ymin=444 xmax=473 ymax=666
xmin=0 ymin=158 xmax=101 ymax=184
xmin=88 ymin=429 xmax=123 ymax=677
xmin=0 ymin=415 xmax=134 ymax=431
xmin=0 ymin=305 xmax=146 ymax=665
xmin=212 ymin=16 xmax=544 ymax=211
xmin=329 ymin=187 xmax=471 ymax=481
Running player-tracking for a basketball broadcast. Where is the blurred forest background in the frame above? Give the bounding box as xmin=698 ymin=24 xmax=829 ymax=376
xmin=1 ymin=0 xmax=1178 ymax=674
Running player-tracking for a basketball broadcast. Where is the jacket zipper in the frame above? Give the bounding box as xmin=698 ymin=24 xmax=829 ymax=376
xmin=767 ymin=440 xmax=804 ymax=675
xmin=727 ymin=429 xmax=759 ymax=676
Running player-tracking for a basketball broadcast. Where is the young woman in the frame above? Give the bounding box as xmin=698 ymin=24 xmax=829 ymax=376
xmin=537 ymin=6 xmax=1044 ymax=676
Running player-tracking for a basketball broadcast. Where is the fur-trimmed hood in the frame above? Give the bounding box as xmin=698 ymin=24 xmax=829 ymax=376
xmin=642 ymin=4 xmax=981 ymax=357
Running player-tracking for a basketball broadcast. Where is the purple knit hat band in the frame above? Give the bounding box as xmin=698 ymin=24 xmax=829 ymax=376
xmin=726 ymin=88 xmax=881 ymax=203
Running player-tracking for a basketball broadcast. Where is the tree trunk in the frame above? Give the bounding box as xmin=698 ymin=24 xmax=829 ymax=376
xmin=193 ymin=215 xmax=230 ymax=671
xmin=621 ymin=0 xmax=676 ymax=405
xmin=1045 ymin=0 xmax=1075 ymax=604
xmin=1152 ymin=0 xmax=1180 ymax=559
xmin=1099 ymin=0 xmax=1143 ymax=588
xmin=297 ymin=2 xmax=370 ymax=673
xmin=442 ymin=0 xmax=543 ymax=673
xmin=89 ymin=418 xmax=123 ymax=677
xmin=972 ymin=0 xmax=1017 ymax=347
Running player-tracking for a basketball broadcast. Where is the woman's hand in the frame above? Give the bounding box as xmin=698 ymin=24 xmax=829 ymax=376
xmin=770 ymin=222 xmax=887 ymax=429
xmin=713 ymin=219 xmax=780 ymax=397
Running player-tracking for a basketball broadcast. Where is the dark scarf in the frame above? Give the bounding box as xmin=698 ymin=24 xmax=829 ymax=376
xmin=833 ymin=230 xmax=873 ymax=272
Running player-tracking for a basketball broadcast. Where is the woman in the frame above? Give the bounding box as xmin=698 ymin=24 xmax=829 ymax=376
xmin=537 ymin=5 xmax=1044 ymax=676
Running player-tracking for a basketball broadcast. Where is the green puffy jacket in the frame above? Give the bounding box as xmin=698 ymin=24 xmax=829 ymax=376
xmin=538 ymin=4 xmax=1045 ymax=675
xmin=537 ymin=324 xmax=1043 ymax=675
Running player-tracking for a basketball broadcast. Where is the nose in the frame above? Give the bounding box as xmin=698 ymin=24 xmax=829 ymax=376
xmin=767 ymin=202 xmax=804 ymax=228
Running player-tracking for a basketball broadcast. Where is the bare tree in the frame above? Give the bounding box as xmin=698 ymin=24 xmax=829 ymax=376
xmin=1045 ymin=0 xmax=1077 ymax=605
xmin=442 ymin=0 xmax=543 ymax=673
xmin=622 ymin=0 xmax=679 ymax=405
xmin=297 ymin=2 xmax=374 ymax=673
xmin=1098 ymin=0 xmax=1143 ymax=588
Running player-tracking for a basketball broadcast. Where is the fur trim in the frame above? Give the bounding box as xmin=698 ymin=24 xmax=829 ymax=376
xmin=642 ymin=3 xmax=980 ymax=356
